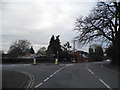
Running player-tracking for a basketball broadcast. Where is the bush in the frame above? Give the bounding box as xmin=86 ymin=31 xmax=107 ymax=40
xmin=58 ymin=52 xmax=73 ymax=62
xmin=2 ymin=57 xmax=33 ymax=64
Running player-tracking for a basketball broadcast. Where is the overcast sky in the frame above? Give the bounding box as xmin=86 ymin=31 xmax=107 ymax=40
xmin=1 ymin=0 xmax=97 ymax=53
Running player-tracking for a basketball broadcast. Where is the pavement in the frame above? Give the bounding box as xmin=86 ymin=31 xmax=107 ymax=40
xmin=103 ymin=64 xmax=120 ymax=72
xmin=2 ymin=70 xmax=33 ymax=89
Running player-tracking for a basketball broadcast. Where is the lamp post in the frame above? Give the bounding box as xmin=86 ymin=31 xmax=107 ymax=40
xmin=73 ymin=40 xmax=77 ymax=52
xmin=72 ymin=40 xmax=77 ymax=63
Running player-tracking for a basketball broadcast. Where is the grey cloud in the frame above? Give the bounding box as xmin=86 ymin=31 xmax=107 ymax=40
xmin=1 ymin=0 xmax=96 ymax=52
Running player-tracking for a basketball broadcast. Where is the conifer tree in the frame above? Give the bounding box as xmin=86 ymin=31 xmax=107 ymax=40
xmin=47 ymin=35 xmax=55 ymax=54
xmin=54 ymin=35 xmax=62 ymax=54
xmin=29 ymin=46 xmax=35 ymax=54
xmin=47 ymin=35 xmax=62 ymax=55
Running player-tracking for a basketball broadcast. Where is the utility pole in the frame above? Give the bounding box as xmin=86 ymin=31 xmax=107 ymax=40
xmin=72 ymin=40 xmax=77 ymax=63
xmin=73 ymin=40 xmax=77 ymax=52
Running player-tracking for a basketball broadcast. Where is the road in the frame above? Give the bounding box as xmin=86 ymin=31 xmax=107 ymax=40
xmin=2 ymin=61 xmax=119 ymax=89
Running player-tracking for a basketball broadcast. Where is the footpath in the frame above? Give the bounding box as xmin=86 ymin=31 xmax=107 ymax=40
xmin=2 ymin=70 xmax=34 ymax=89
xmin=103 ymin=64 xmax=120 ymax=72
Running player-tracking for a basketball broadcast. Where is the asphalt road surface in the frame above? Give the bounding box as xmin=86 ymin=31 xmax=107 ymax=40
xmin=2 ymin=61 xmax=119 ymax=89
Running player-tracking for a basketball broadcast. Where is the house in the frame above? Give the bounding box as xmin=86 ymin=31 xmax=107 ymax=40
xmin=74 ymin=51 xmax=88 ymax=62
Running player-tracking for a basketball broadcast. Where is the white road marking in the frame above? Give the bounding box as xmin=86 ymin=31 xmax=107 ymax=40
xmin=86 ymin=65 xmax=94 ymax=75
xmin=49 ymin=74 xmax=53 ymax=77
xmin=35 ymin=83 xmax=43 ymax=88
xmin=61 ymin=66 xmax=66 ymax=69
xmin=88 ymin=68 xmax=94 ymax=75
xmin=35 ymin=65 xmax=66 ymax=88
xmin=59 ymin=69 xmax=62 ymax=71
xmin=44 ymin=77 xmax=49 ymax=82
xmin=99 ymin=79 xmax=112 ymax=90
xmin=66 ymin=64 xmax=73 ymax=67
xmin=35 ymin=64 xmax=73 ymax=88
xmin=56 ymin=70 xmax=59 ymax=72
xmin=53 ymin=72 xmax=57 ymax=75
xmin=87 ymin=63 xmax=112 ymax=90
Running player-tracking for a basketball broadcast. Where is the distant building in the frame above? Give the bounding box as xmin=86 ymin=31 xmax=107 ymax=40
xmin=74 ymin=51 xmax=88 ymax=62
xmin=25 ymin=46 xmax=35 ymax=57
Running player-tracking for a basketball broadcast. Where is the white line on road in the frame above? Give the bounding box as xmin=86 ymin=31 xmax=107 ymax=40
xmin=44 ymin=77 xmax=49 ymax=82
xmin=49 ymin=74 xmax=53 ymax=77
xmin=99 ymin=79 xmax=112 ymax=90
xmin=88 ymin=68 xmax=94 ymax=75
xmin=66 ymin=64 xmax=74 ymax=67
xmin=86 ymin=65 xmax=94 ymax=75
xmin=56 ymin=70 xmax=59 ymax=72
xmin=34 ymin=66 xmax=65 ymax=88
xmin=34 ymin=64 xmax=73 ymax=88
xmin=35 ymin=83 xmax=43 ymax=88
xmin=87 ymin=64 xmax=113 ymax=90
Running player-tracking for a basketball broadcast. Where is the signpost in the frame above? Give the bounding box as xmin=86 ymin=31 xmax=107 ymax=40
xmin=55 ymin=51 xmax=58 ymax=64
xmin=33 ymin=58 xmax=36 ymax=65
xmin=55 ymin=58 xmax=58 ymax=64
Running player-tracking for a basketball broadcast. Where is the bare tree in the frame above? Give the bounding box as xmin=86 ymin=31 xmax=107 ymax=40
xmin=75 ymin=2 xmax=120 ymax=64
xmin=75 ymin=2 xmax=119 ymax=45
xmin=63 ymin=41 xmax=72 ymax=51
xmin=37 ymin=47 xmax=46 ymax=56
xmin=8 ymin=40 xmax=31 ymax=57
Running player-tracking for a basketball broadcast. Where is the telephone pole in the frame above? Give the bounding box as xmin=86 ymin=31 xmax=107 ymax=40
xmin=73 ymin=40 xmax=77 ymax=52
